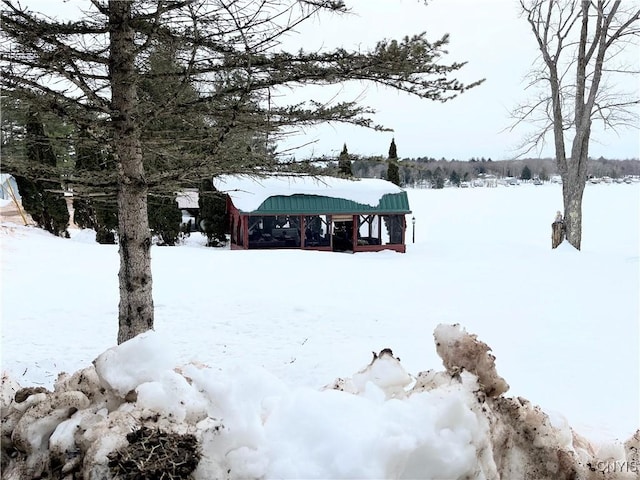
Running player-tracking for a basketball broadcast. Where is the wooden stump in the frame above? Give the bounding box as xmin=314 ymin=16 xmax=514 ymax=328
xmin=551 ymin=220 xmax=565 ymax=249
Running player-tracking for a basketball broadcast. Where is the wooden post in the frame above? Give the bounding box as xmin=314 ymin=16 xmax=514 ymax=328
xmin=551 ymin=211 xmax=565 ymax=249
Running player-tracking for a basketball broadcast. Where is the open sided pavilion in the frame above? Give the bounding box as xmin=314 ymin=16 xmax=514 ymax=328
xmin=214 ymin=175 xmax=411 ymax=253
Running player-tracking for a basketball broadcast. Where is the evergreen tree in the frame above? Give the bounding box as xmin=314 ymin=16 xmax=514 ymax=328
xmin=138 ymin=41 xmax=203 ymax=176
xmin=139 ymin=43 xmax=201 ymax=244
xmin=387 ymin=139 xmax=400 ymax=186
xmin=388 ymin=138 xmax=398 ymax=159
xmin=72 ymin=200 xmax=94 ymax=231
xmin=94 ymin=201 xmax=119 ymax=244
xmin=338 ymin=143 xmax=352 ymax=176
xmin=387 ymin=161 xmax=400 ymax=186
xmin=148 ymin=194 xmax=182 ymax=246
xmin=383 ymin=138 xmax=401 ymax=240
xmin=72 ymin=123 xmax=119 ymax=243
xmin=15 ymin=106 xmax=69 ymax=237
xmin=449 ymin=170 xmax=461 ymax=186
xmin=198 ymin=179 xmax=228 ymax=247
xmin=433 ymin=166 xmax=445 ymax=189
xmin=520 ymin=165 xmax=532 ymax=180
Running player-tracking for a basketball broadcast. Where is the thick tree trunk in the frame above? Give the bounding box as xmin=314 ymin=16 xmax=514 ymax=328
xmin=563 ymin=121 xmax=591 ymax=251
xmin=561 ymin=178 xmax=585 ymax=250
xmin=559 ymin=1 xmax=593 ymax=252
xmin=109 ymin=1 xmax=154 ymax=344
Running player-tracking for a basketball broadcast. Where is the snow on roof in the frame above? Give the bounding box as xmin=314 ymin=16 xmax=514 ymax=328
xmin=213 ymin=174 xmax=404 ymax=212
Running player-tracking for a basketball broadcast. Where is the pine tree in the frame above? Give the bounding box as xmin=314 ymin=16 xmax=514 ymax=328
xmin=390 ymin=138 xmax=399 ymax=157
xmin=198 ymin=179 xmax=228 ymax=247
xmin=449 ymin=170 xmax=461 ymax=186
xmin=433 ymin=166 xmax=445 ymax=189
xmin=15 ymin=106 xmax=69 ymax=237
xmin=148 ymin=194 xmax=182 ymax=246
xmin=94 ymin=202 xmax=119 ymax=244
xmin=520 ymin=165 xmax=532 ymax=181
xmin=387 ymin=138 xmax=400 ymax=186
xmin=338 ymin=143 xmax=352 ymax=176
xmin=139 ymin=44 xmax=199 ymax=246
xmin=72 ymin=123 xmax=119 ymax=243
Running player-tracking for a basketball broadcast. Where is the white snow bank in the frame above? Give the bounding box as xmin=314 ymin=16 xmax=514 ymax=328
xmin=213 ymin=174 xmax=405 ymax=212
xmin=2 ymin=326 xmax=638 ymax=479
xmin=68 ymin=227 xmax=98 ymax=244
xmin=94 ymin=331 xmax=178 ymax=396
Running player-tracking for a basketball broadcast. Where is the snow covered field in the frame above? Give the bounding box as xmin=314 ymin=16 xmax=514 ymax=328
xmin=1 ymin=182 xmax=639 ymax=477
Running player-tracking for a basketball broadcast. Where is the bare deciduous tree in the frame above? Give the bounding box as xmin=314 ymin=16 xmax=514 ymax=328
xmin=515 ymin=0 xmax=639 ymax=249
xmin=1 ymin=0 xmax=483 ymax=343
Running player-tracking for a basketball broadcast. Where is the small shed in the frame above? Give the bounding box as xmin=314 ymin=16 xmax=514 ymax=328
xmin=214 ymin=174 xmax=412 ymax=253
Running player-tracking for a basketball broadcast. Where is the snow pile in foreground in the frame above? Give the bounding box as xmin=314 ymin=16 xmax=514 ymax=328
xmin=2 ymin=325 xmax=638 ymax=479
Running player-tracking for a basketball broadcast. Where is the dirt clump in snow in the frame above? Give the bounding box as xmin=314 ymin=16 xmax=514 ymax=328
xmin=430 ymin=324 xmax=639 ymax=480
xmin=107 ymin=426 xmax=200 ymax=480
xmin=488 ymin=395 xmax=581 ymax=479
xmin=434 ymin=323 xmax=509 ymax=398
xmin=13 ymin=386 xmax=49 ymax=404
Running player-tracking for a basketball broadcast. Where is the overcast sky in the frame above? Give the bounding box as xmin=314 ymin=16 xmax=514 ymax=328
xmin=22 ymin=0 xmax=640 ymax=161
xmin=276 ymin=0 xmax=640 ymax=161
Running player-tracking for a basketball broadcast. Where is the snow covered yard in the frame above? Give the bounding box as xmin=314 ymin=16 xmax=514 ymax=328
xmin=1 ymin=182 xmax=639 ymax=478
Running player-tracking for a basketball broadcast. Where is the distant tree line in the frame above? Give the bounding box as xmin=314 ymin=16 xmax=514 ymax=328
xmin=323 ymin=148 xmax=640 ymax=188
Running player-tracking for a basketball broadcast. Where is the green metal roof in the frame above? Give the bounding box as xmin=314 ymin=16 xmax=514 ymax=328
xmin=241 ymin=192 xmax=411 ymax=215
